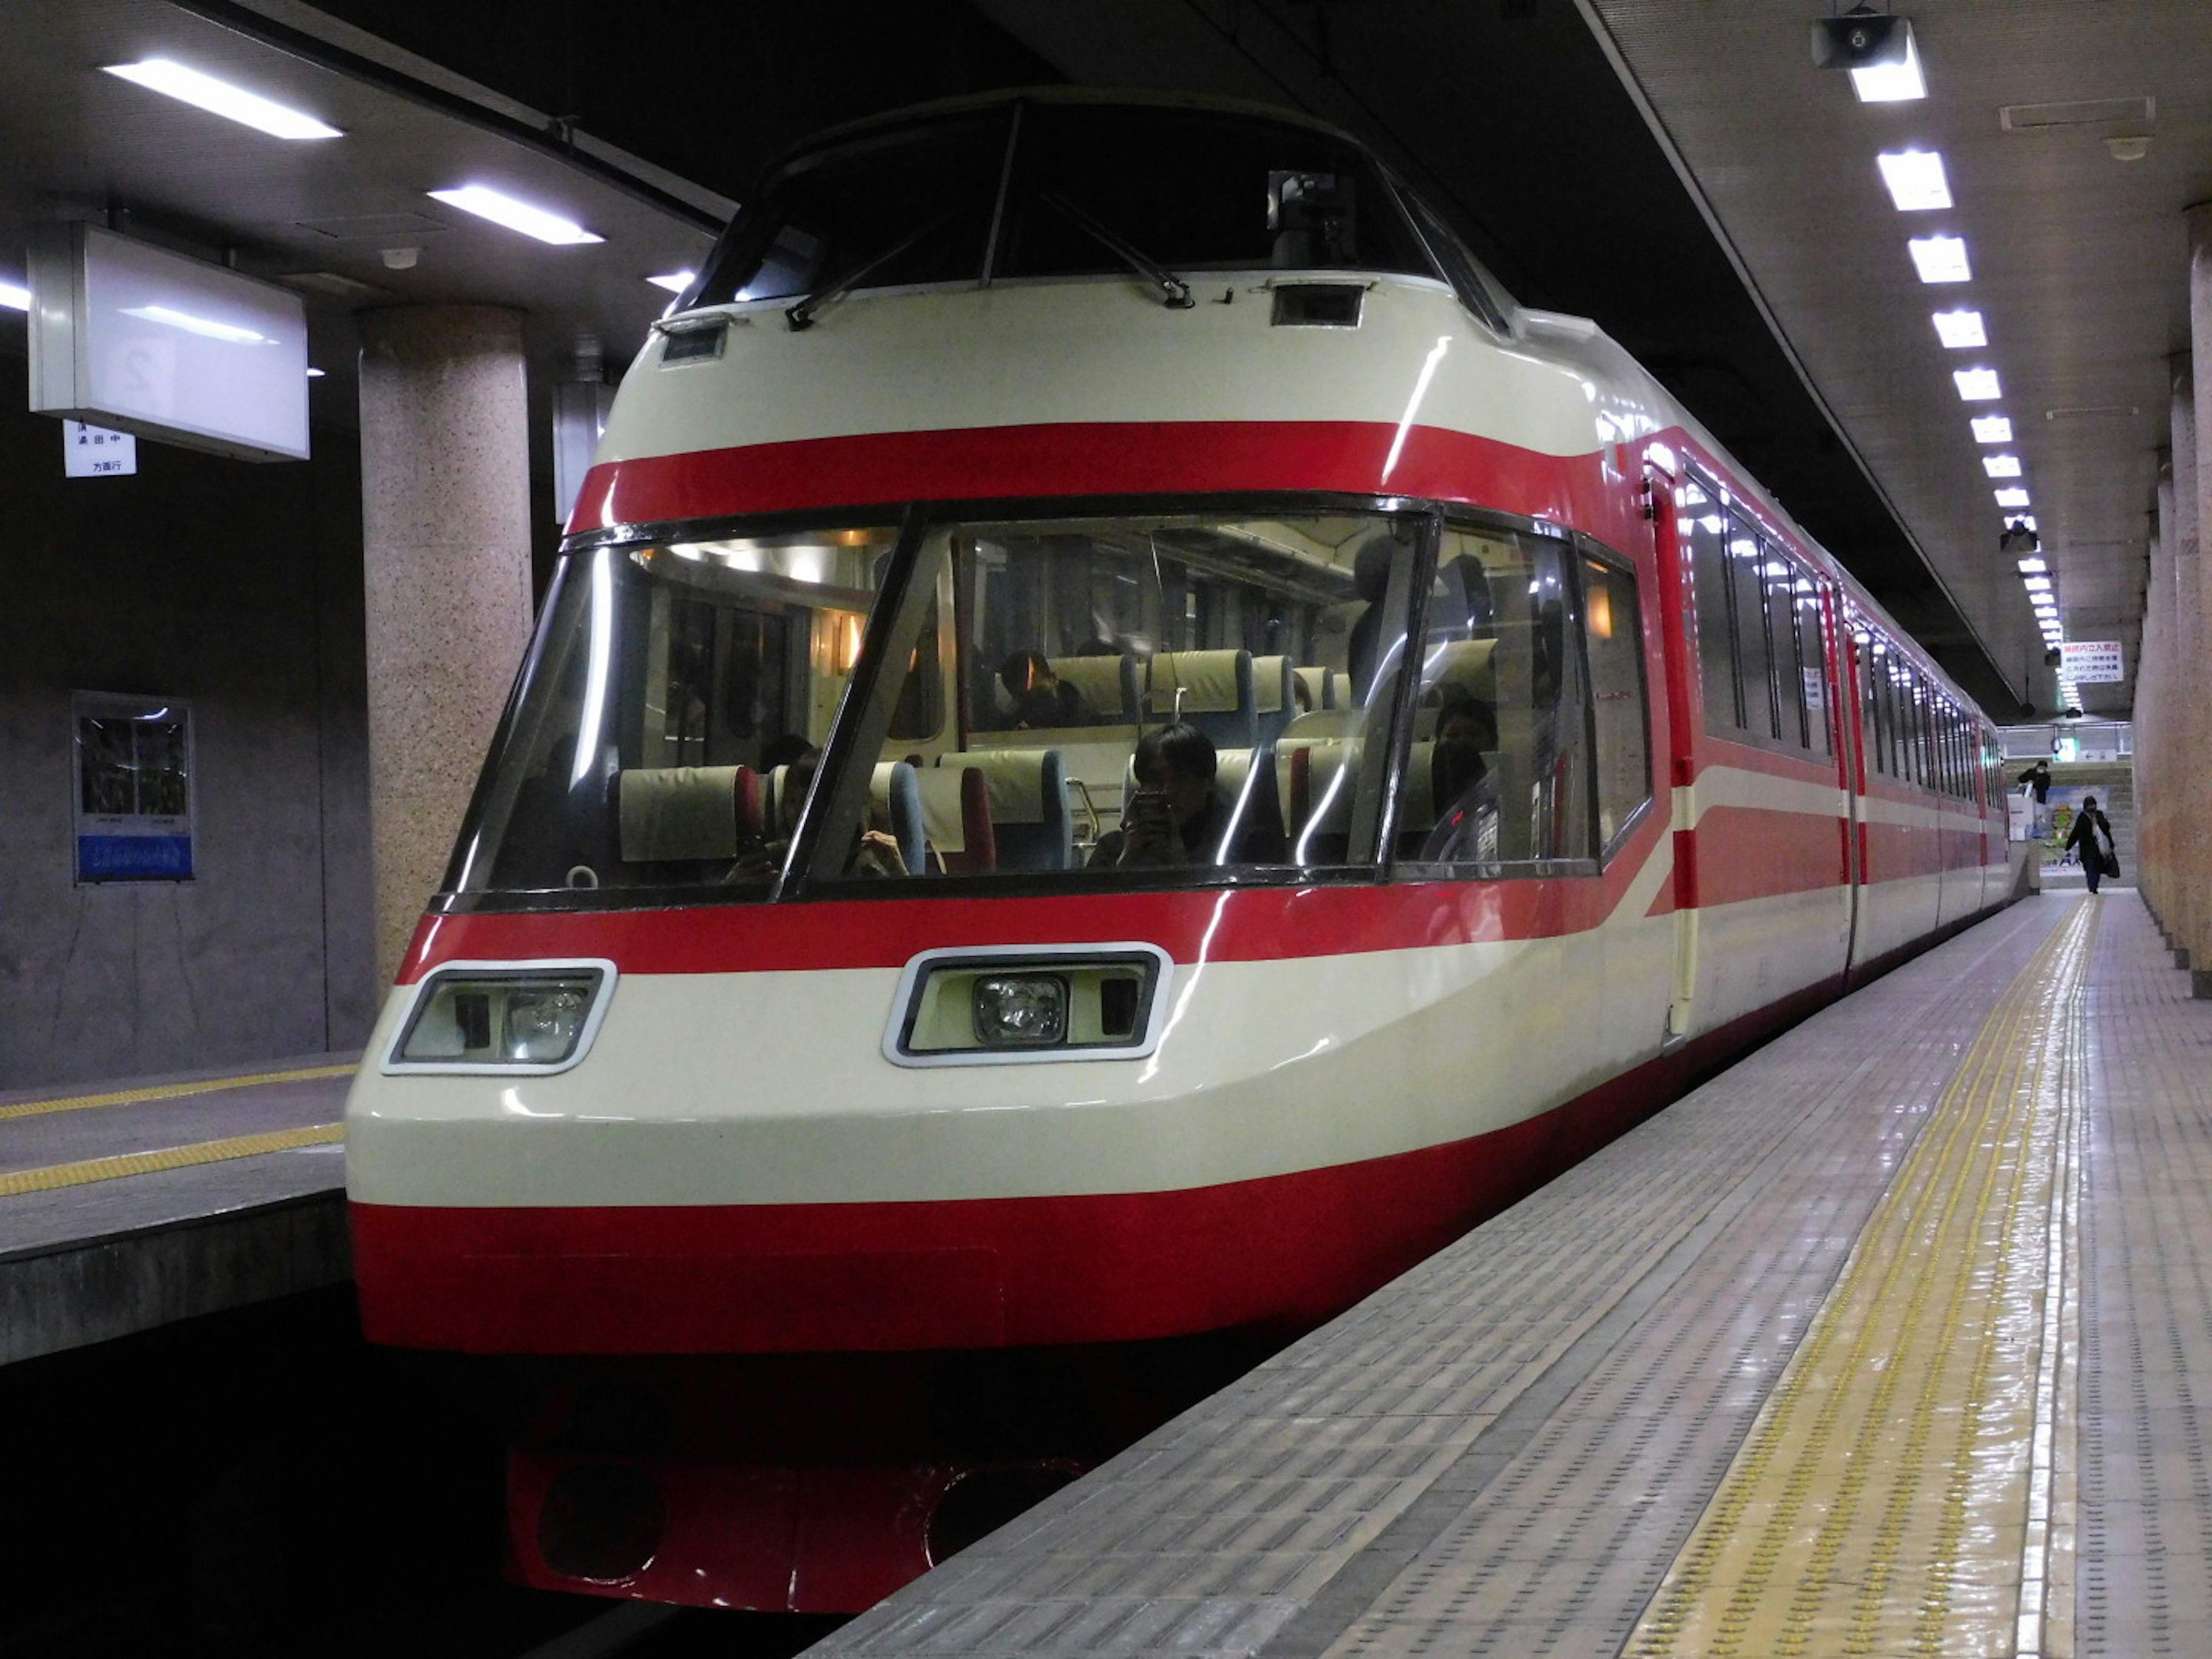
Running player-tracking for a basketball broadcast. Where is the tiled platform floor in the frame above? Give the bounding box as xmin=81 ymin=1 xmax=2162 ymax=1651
xmin=0 ymin=1055 xmax=354 ymax=1362
xmin=805 ymin=892 xmax=2210 ymax=1657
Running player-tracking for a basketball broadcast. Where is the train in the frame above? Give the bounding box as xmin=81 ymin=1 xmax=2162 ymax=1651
xmin=343 ymin=88 xmax=2026 ymax=1612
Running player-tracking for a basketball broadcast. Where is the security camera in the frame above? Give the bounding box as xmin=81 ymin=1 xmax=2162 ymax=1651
xmin=1811 ymin=11 xmax=1911 ymax=70
xmin=2044 ymin=648 xmax=2062 ymax=668
xmin=2000 ymin=520 xmax=2040 ymax=556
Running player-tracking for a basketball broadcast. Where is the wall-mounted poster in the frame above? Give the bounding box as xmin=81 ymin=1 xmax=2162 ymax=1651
xmin=73 ymin=694 xmax=194 ymax=882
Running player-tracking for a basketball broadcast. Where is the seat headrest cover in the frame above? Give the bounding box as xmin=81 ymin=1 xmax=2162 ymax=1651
xmin=619 ymin=766 xmax=740 ymax=862
xmin=1149 ymin=649 xmax=1251 ymax=715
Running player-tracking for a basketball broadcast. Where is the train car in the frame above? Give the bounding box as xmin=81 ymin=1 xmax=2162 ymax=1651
xmin=344 ymin=89 xmax=2022 ymax=1612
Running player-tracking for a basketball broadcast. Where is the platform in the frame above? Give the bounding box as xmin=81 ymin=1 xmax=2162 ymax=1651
xmin=0 ymin=1055 xmax=355 ymax=1365
xmin=806 ymin=890 xmax=2205 ymax=1658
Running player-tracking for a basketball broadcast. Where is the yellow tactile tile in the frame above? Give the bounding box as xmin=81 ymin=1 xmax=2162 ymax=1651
xmin=1628 ymin=896 xmax=2095 ymax=1659
xmin=0 ymin=1062 xmax=355 ymax=1122
xmin=0 ymin=1123 xmax=345 ymax=1196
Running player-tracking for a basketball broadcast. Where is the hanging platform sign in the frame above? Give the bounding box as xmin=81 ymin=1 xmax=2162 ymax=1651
xmin=2059 ymin=641 xmax=2124 ymax=684
xmin=63 ymin=420 xmax=137 ymax=477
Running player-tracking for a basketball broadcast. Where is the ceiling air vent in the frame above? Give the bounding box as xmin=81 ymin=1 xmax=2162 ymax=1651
xmin=1999 ymin=96 xmax=2153 ymax=132
xmin=1271 ymin=284 xmax=1364 ymax=328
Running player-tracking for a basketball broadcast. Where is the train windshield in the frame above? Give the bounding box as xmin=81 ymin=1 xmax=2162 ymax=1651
xmin=452 ymin=503 xmax=1609 ymax=900
xmin=692 ymin=101 xmax=1437 ymax=308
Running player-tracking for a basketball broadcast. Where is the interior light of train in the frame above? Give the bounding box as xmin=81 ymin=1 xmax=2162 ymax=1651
xmin=1953 ymin=368 xmax=2002 ymax=400
xmin=427 ymin=185 xmax=604 ymax=246
xmin=1994 ymin=487 xmax=2032 ymax=508
xmin=1849 ymin=27 xmax=1926 ymax=101
xmin=1971 ymin=414 xmax=2013 ymax=442
xmin=102 ymin=59 xmax=342 ymax=140
xmin=1877 ymin=150 xmax=1952 ymax=211
xmin=1908 ymin=236 xmax=1971 ymax=283
xmin=0 ymin=282 xmax=29 ymax=310
xmin=646 ymin=271 xmax=695 ymax=293
xmin=1983 ymin=454 xmax=2023 ymax=478
xmin=1931 ymin=309 xmax=1987 ymax=348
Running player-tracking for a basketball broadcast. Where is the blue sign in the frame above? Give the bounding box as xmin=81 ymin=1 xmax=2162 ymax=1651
xmin=77 ymin=833 xmax=194 ymax=881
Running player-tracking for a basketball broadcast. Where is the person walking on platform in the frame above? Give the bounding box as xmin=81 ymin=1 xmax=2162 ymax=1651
xmin=2018 ymin=758 xmax=2052 ymax=835
xmin=2064 ymin=794 xmax=2116 ymax=893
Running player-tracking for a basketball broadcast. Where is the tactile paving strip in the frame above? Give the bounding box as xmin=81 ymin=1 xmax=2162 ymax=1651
xmin=2077 ymin=895 xmax=2212 ymax=1658
xmin=1624 ymin=897 xmax=2096 ymax=1658
xmin=810 ymin=899 xmax=2079 ymax=1659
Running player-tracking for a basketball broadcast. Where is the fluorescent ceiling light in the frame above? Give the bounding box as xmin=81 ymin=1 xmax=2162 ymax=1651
xmin=2041 ymin=625 xmax=2065 ymax=641
xmin=1878 ymin=150 xmax=1952 ymax=210
xmin=1994 ymin=486 xmax=2032 ymax=508
xmin=1933 ymin=309 xmax=1987 ymax=349
xmin=1909 ymin=236 xmax=1972 ymax=283
xmin=0 ymin=281 xmax=28 ymax=310
xmin=2017 ymin=556 xmax=2047 ymax=574
xmin=1955 ymin=368 xmax=2003 ymax=400
xmin=646 ymin=270 xmax=695 ymax=294
xmin=1972 ymin=414 xmax=2013 ymax=443
xmin=103 ymin=59 xmax=341 ymax=141
xmin=427 ymin=185 xmax=603 ymax=245
xmin=1983 ymin=454 xmax=2023 ymax=479
xmin=2034 ymin=604 xmax=2059 ymax=619
xmin=122 ymin=303 xmax=272 ymax=344
xmin=1851 ymin=31 xmax=1926 ymax=102
xmin=2024 ymin=576 xmax=2052 ymax=593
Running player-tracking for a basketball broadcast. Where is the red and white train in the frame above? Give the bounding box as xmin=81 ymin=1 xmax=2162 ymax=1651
xmin=345 ymin=89 xmax=2026 ymax=1611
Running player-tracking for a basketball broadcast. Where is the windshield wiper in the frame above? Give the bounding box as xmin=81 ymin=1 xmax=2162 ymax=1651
xmin=787 ymin=211 xmax=959 ymax=331
xmin=1039 ymin=192 xmax=1195 ymax=310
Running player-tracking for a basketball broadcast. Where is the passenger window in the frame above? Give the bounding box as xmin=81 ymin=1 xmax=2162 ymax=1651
xmin=1402 ymin=525 xmax=1591 ymax=869
xmin=1683 ymin=480 xmax=1738 ymax=730
xmin=1726 ymin=516 xmax=1774 ymax=738
xmin=1763 ymin=554 xmax=1805 ymax=748
xmin=1797 ymin=584 xmax=1831 ymax=757
xmin=828 ymin=506 xmax=1427 ymax=881
xmin=1580 ymin=551 xmax=1652 ymax=851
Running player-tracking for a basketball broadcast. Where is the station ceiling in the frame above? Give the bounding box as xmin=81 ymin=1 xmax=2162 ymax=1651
xmin=5 ymin=0 xmax=2203 ymax=721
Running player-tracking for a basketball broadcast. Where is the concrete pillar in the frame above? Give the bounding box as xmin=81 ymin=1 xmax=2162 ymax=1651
xmin=357 ymin=306 xmax=533 ymax=987
xmin=2141 ymin=465 xmax=2173 ymax=933
xmin=2175 ymin=367 xmax=2202 ymax=971
xmin=2188 ymin=200 xmax=2212 ymax=993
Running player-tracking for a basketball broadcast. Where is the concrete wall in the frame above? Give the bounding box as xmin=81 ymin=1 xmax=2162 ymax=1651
xmin=0 ymin=365 xmax=376 ymax=1089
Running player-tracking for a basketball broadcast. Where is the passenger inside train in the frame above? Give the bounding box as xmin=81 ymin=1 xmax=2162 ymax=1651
xmin=454 ymin=505 xmax=1653 ymax=895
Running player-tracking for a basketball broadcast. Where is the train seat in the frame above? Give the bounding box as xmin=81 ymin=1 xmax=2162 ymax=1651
xmin=1249 ymin=654 xmax=1298 ymax=744
xmin=914 ymin=765 xmax=994 ymax=873
xmin=1145 ymin=648 xmax=1256 ymax=750
xmin=1292 ymin=665 xmax=1336 ymax=712
xmin=1281 ymin=739 xmax=1356 ymax=864
xmin=867 ymin=761 xmax=926 ymax=875
xmin=616 ymin=764 xmax=759 ymax=868
xmin=1047 ymin=653 xmax=1141 ymax=724
xmin=929 ymin=752 xmax=1075 ymax=876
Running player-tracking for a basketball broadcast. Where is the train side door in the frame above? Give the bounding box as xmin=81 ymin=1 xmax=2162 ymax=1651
xmin=1647 ymin=461 xmax=1700 ymax=1045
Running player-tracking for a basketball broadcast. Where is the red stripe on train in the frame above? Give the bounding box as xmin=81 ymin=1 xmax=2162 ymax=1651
xmin=569 ymin=419 xmax=1652 ymax=553
xmin=351 ymin=1050 xmax=1696 ymax=1355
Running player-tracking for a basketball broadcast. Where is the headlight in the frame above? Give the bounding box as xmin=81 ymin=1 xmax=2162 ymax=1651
xmin=387 ymin=961 xmax=615 ymax=1074
xmin=973 ymin=975 xmax=1068 ymax=1047
xmin=886 ymin=945 xmax=1171 ymax=1066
